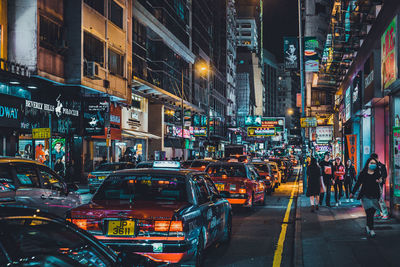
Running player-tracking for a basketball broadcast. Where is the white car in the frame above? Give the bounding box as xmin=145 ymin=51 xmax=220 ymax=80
xmin=0 ymin=157 xmax=81 ymax=217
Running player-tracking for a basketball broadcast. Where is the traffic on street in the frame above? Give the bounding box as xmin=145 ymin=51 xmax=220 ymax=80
xmin=1 ymin=0 xmax=400 ymax=266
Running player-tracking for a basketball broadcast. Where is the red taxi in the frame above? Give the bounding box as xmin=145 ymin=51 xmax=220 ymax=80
xmin=205 ymin=162 xmax=266 ymax=208
xmin=251 ymin=161 xmax=275 ymax=194
xmin=68 ymin=161 xmax=232 ymax=266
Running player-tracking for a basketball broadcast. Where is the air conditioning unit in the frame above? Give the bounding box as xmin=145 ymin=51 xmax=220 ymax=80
xmin=86 ymin=61 xmax=101 ymax=79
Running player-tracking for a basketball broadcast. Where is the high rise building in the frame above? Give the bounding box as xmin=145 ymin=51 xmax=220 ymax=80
xmin=263 ymin=49 xmax=278 ymax=117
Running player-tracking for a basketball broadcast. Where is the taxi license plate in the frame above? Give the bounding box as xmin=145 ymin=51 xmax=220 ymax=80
xmin=215 ymin=183 xmax=224 ymax=191
xmin=107 ymin=220 xmax=135 ymax=236
xmin=98 ymin=176 xmax=106 ymax=180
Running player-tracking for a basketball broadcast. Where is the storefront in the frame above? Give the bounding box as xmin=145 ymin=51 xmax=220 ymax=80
xmin=18 ymin=87 xmax=81 ymax=179
xmin=0 ymin=94 xmax=24 ymax=156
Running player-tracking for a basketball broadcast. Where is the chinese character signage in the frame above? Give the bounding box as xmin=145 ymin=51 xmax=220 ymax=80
xmin=300 ymin=117 xmax=317 ymax=128
xmin=304 ymin=37 xmax=319 ymax=72
xmin=345 ymin=86 xmax=351 ymax=122
xmin=381 ymin=16 xmax=398 ymax=90
xmin=346 ymin=134 xmax=357 ymax=174
xmin=283 ymin=37 xmax=298 ymax=70
xmin=247 ymin=127 xmax=275 ymax=137
xmin=316 ymin=126 xmax=333 ymax=143
xmin=393 ymin=127 xmax=400 ymax=197
xmin=245 ymin=115 xmax=261 ymax=126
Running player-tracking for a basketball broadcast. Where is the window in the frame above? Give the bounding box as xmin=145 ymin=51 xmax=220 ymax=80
xmin=14 ymin=164 xmax=40 ymax=188
xmin=109 ymin=0 xmax=123 ymax=29
xmin=84 ymin=0 xmax=104 ymax=15
xmin=39 ymin=16 xmax=63 ymax=51
xmin=241 ymin=31 xmax=252 ymax=37
xmin=0 ymin=164 xmax=16 ymax=191
xmin=108 ymin=49 xmax=124 ymax=76
xmin=193 ymin=176 xmax=210 ymax=204
xmin=39 ymin=167 xmax=63 ymax=191
xmin=84 ymin=32 xmax=104 ymax=66
xmin=205 ymin=177 xmax=219 ymax=197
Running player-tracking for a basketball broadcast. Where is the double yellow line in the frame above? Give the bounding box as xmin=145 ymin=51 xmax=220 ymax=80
xmin=272 ymin=169 xmax=299 ymax=267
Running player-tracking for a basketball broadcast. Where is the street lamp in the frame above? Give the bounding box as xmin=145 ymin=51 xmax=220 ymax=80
xmin=287 ymin=108 xmax=294 ymax=116
xmin=180 ymin=62 xmax=209 ymax=160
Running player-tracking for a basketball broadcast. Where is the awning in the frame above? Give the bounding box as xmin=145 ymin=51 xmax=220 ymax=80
xmin=122 ymin=130 xmax=161 ymax=140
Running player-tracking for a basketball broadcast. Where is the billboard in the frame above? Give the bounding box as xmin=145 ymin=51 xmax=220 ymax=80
xmin=304 ymin=37 xmax=319 ymax=72
xmin=300 ymin=117 xmax=317 ymax=128
xmin=245 ymin=115 xmax=261 ymax=126
xmin=83 ymin=98 xmax=109 ymax=135
xmin=345 ymin=86 xmax=351 ymax=122
xmin=247 ymin=127 xmax=275 ymax=137
xmin=381 ymin=16 xmax=397 ymax=90
xmin=283 ymin=37 xmax=298 ymax=70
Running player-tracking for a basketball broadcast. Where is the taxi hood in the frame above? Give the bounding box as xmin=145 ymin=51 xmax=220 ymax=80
xmin=71 ymin=200 xmax=191 ymax=220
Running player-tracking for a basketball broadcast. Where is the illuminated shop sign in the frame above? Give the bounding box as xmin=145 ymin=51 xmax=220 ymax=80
xmin=381 ymin=16 xmax=398 ymax=90
xmin=247 ymin=127 xmax=275 ymax=137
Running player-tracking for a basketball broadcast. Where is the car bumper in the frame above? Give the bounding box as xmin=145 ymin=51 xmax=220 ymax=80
xmin=225 ymin=193 xmax=250 ymax=205
xmin=94 ymin=236 xmax=193 ymax=263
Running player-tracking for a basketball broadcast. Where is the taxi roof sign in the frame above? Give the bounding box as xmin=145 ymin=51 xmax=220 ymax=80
xmin=152 ymin=161 xmax=181 ymax=169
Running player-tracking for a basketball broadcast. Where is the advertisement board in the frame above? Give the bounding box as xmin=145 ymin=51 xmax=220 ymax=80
xmin=83 ymin=98 xmax=109 ymax=136
xmin=283 ymin=37 xmax=298 ymax=70
xmin=247 ymin=127 xmax=275 ymax=137
xmin=245 ymin=115 xmax=262 ymax=126
xmin=304 ymin=37 xmax=319 ymax=72
xmin=381 ymin=16 xmax=398 ymax=90
xmin=300 ymin=117 xmax=317 ymax=128
xmin=316 ymin=126 xmax=333 ymax=143
xmin=393 ymin=127 xmax=400 ymax=197
xmin=261 ymin=117 xmax=285 ymax=133
xmin=0 ymin=95 xmax=23 ymax=128
xmin=346 ymin=135 xmax=357 ymax=174
xmin=345 ymin=86 xmax=351 ymax=122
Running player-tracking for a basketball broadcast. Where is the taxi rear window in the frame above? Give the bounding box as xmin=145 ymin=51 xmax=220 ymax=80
xmin=206 ymin=165 xmax=246 ymax=178
xmin=253 ymin=164 xmax=269 ymax=173
xmin=93 ymin=175 xmax=187 ymax=202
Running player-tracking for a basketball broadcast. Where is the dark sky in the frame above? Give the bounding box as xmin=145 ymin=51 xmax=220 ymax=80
xmin=263 ymin=0 xmax=298 ymax=63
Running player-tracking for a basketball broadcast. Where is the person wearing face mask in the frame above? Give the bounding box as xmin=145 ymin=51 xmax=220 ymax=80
xmin=370 ymin=153 xmax=389 ymax=220
xmin=319 ymin=152 xmax=334 ymax=207
xmin=333 ymin=157 xmax=345 ymax=206
xmin=344 ymin=159 xmax=356 ymax=202
xmin=350 ymin=158 xmax=382 ymax=237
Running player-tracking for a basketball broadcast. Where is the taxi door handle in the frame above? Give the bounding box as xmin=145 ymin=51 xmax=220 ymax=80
xmin=41 ymin=194 xmax=47 ymax=200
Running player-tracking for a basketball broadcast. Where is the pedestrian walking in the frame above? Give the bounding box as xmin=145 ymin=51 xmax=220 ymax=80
xmin=333 ymin=157 xmax=345 ymax=206
xmin=350 ymin=157 xmax=382 ymax=237
xmin=319 ymin=152 xmax=334 ymax=207
xmin=306 ymin=158 xmax=321 ymax=212
xmin=371 ymin=153 xmax=389 ymax=219
xmin=344 ymin=159 xmax=356 ymax=202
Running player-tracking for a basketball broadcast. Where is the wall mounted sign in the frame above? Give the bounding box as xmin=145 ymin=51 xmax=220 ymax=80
xmin=300 ymin=117 xmax=317 ymax=128
xmin=32 ymin=128 xmax=51 ymax=139
xmin=345 ymin=86 xmax=351 ymax=122
xmin=393 ymin=127 xmax=400 ymax=197
xmin=0 ymin=95 xmax=23 ymax=128
xmin=304 ymin=37 xmax=319 ymax=72
xmin=247 ymin=127 xmax=275 ymax=137
xmin=84 ymin=98 xmax=108 ymax=136
xmin=346 ymin=134 xmax=357 ymax=174
xmin=381 ymin=16 xmax=398 ymax=90
xmin=283 ymin=37 xmax=298 ymax=70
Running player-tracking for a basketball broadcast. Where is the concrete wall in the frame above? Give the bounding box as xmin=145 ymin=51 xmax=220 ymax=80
xmin=148 ymin=104 xmax=164 ymax=158
xmin=7 ymin=0 xmax=38 ymax=71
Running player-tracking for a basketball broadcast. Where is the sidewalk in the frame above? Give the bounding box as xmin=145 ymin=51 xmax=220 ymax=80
xmin=296 ymin=194 xmax=400 ymax=267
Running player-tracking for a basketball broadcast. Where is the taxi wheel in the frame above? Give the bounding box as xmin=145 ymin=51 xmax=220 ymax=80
xmin=260 ymin=192 xmax=267 ymax=206
xmin=194 ymin=231 xmax=205 ymax=267
xmin=221 ymin=214 xmax=232 ymax=244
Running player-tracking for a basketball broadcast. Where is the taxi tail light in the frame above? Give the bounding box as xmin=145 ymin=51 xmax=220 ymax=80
xmin=239 ymin=188 xmax=246 ymax=194
xmin=266 ymin=176 xmax=271 ymax=180
xmin=72 ymin=219 xmax=100 ymax=231
xmin=87 ymin=173 xmax=96 ymax=179
xmin=154 ymin=220 xmax=183 ymax=232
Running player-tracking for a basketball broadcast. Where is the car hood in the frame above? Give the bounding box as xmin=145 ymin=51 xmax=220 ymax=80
xmin=71 ymin=200 xmax=190 ymax=220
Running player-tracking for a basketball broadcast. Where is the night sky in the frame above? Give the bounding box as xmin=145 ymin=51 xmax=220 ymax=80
xmin=263 ymin=0 xmax=299 ymax=63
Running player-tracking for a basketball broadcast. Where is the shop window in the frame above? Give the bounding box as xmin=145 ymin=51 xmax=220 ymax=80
xmin=131 ymin=95 xmax=143 ymax=111
xmin=84 ymin=32 xmax=104 ymax=66
xmin=108 ymin=49 xmax=124 ymax=76
xmin=39 ymin=16 xmax=63 ymax=52
xmin=109 ymin=0 xmax=123 ymax=29
xmin=84 ymin=0 xmax=104 ymax=15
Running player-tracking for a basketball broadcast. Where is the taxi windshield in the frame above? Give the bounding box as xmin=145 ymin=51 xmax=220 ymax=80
xmin=190 ymin=161 xmax=209 ymax=167
xmin=253 ymin=164 xmax=269 ymax=172
xmin=93 ymin=175 xmax=187 ymax=202
xmin=206 ymin=165 xmax=246 ymax=178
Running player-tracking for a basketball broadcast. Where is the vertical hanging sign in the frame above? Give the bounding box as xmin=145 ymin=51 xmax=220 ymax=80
xmin=381 ymin=16 xmax=398 ymax=90
xmin=393 ymin=127 xmax=400 ymax=197
xmin=346 ymin=134 xmax=357 ymax=174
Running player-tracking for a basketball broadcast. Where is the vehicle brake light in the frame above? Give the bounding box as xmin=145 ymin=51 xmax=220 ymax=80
xmin=222 ymin=174 xmax=227 ymax=179
xmin=154 ymin=220 xmax=183 ymax=232
xmin=239 ymin=188 xmax=246 ymax=194
xmin=87 ymin=174 xmax=96 ymax=179
xmin=72 ymin=219 xmax=100 ymax=231
xmin=266 ymin=176 xmax=271 ymax=180
xmin=170 ymin=221 xmax=183 ymax=232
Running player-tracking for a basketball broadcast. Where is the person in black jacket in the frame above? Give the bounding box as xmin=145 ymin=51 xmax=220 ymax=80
xmin=319 ymin=152 xmax=334 ymax=207
xmin=371 ymin=153 xmax=389 ymax=219
xmin=306 ymin=158 xmax=321 ymax=212
xmin=350 ymin=157 xmax=382 ymax=237
xmin=344 ymin=159 xmax=356 ymax=202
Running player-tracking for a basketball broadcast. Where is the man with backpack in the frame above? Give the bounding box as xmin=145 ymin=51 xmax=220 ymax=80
xmin=371 ymin=153 xmax=389 ymax=219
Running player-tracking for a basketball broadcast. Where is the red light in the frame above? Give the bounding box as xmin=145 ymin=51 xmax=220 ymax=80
xmin=154 ymin=221 xmax=170 ymax=232
xmin=170 ymin=221 xmax=183 ymax=232
xmin=239 ymin=188 xmax=246 ymax=194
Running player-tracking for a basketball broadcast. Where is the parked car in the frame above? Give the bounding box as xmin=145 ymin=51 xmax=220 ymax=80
xmin=0 ymin=157 xmax=81 ymax=217
xmin=69 ymin=162 xmax=232 ymax=266
xmin=88 ymin=162 xmax=136 ymax=193
xmin=251 ymin=161 xmax=275 ymax=194
xmin=268 ymin=158 xmax=288 ymax=182
xmin=187 ymin=159 xmax=216 ymax=171
xmin=265 ymin=161 xmax=282 ymax=186
xmin=205 ymin=162 xmax=266 ymax=208
xmin=0 ymin=206 xmax=154 ymax=266
xmin=135 ymin=161 xmax=154 ymax=169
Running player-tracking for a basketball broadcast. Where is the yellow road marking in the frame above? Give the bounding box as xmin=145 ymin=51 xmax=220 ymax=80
xmin=272 ymin=170 xmax=299 ymax=267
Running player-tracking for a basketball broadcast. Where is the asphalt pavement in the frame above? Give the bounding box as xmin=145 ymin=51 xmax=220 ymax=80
xmin=204 ymin=168 xmax=301 ymax=267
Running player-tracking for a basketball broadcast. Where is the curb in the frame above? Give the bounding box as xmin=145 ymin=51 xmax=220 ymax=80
xmin=293 ymin=178 xmax=304 ymax=267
